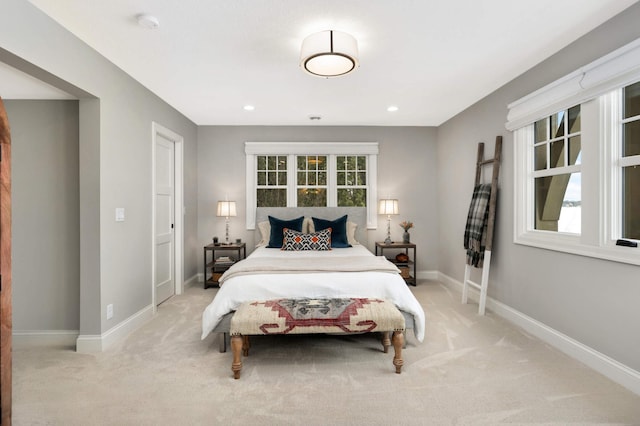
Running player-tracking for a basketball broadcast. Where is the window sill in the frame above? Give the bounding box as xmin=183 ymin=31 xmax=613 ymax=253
xmin=514 ymin=232 xmax=640 ymax=266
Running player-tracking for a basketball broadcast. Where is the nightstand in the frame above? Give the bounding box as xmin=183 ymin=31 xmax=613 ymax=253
xmin=203 ymin=242 xmax=246 ymax=288
xmin=375 ymin=241 xmax=417 ymax=286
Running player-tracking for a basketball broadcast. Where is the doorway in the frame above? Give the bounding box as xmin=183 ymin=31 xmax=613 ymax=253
xmin=152 ymin=123 xmax=183 ymax=308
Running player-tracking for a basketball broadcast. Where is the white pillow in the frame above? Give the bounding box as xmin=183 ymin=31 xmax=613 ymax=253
xmin=303 ymin=217 xmax=313 ymax=234
xmin=256 ymin=221 xmax=270 ymax=247
xmin=347 ymin=221 xmax=359 ymax=245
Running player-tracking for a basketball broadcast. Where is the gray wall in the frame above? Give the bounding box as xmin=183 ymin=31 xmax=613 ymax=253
xmin=1 ymin=0 xmax=199 ymax=336
xmin=437 ymin=3 xmax=640 ymax=371
xmin=197 ymin=126 xmax=439 ymax=272
xmin=7 ymin=100 xmax=80 ymax=331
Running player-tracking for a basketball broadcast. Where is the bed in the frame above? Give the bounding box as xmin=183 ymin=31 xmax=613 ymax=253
xmin=201 ymin=207 xmax=426 ymax=350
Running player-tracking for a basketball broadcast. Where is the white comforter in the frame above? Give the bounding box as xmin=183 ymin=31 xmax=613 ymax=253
xmin=201 ymin=245 xmax=426 ymax=342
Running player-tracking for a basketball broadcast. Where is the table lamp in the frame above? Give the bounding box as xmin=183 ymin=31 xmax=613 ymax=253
xmin=216 ymin=200 xmax=237 ymax=244
xmin=378 ymin=199 xmax=399 ymax=244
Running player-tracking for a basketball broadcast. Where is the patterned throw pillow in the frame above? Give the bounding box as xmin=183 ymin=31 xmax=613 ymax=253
xmin=282 ymin=228 xmax=332 ymax=251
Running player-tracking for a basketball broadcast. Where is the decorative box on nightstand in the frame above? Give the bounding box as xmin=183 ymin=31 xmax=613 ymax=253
xmin=375 ymin=241 xmax=417 ymax=286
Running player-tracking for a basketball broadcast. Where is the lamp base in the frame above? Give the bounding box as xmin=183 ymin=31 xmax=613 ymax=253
xmin=384 ymin=236 xmax=392 ymax=245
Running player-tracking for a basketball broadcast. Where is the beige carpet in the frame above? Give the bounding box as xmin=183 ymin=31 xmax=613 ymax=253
xmin=13 ymin=280 xmax=640 ymax=425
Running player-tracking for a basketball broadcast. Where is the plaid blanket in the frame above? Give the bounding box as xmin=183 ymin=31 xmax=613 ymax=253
xmin=464 ymin=184 xmax=492 ymax=267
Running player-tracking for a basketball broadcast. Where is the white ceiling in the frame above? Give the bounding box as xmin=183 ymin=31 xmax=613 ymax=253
xmin=17 ymin=0 xmax=639 ymax=126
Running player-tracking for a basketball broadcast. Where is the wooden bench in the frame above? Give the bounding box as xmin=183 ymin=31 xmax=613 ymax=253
xmin=229 ymin=298 xmax=405 ymax=379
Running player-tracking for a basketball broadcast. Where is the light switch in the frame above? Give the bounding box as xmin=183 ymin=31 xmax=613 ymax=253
xmin=115 ymin=207 xmax=125 ymax=222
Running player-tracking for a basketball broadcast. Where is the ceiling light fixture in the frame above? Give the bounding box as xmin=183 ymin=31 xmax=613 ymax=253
xmin=137 ymin=14 xmax=160 ymax=30
xmin=387 ymin=106 xmax=399 ymax=112
xmin=243 ymin=105 xmax=255 ymax=111
xmin=300 ymin=30 xmax=359 ymax=78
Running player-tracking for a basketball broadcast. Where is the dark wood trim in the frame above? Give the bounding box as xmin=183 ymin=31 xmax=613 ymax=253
xmin=0 ymin=97 xmax=12 ymax=425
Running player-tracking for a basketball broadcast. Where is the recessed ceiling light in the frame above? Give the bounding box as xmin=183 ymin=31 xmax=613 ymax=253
xmin=137 ymin=14 xmax=160 ymax=30
xmin=387 ymin=106 xmax=399 ymax=112
xmin=243 ymin=105 xmax=255 ymax=111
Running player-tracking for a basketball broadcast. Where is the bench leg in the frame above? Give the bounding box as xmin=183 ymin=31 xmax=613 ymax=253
xmin=381 ymin=331 xmax=391 ymax=353
xmin=392 ymin=331 xmax=404 ymax=374
xmin=231 ymin=335 xmax=243 ymax=379
xmin=242 ymin=335 xmax=250 ymax=356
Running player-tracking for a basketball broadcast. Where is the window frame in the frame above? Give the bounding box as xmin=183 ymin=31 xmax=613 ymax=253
xmin=510 ymin=36 xmax=640 ymax=265
xmin=245 ymin=142 xmax=379 ymax=230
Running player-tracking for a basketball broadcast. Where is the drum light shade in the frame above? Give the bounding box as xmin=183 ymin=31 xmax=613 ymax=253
xmin=378 ymin=199 xmax=399 ymax=216
xmin=300 ymin=30 xmax=359 ymax=78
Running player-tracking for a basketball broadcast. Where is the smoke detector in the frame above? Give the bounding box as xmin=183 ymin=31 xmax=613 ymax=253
xmin=137 ymin=14 xmax=160 ymax=30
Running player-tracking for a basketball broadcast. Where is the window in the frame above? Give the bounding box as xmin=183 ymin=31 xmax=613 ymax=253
xmin=510 ymin=36 xmax=640 ymax=266
xmin=622 ymin=81 xmax=640 ymax=240
xmin=256 ymin=155 xmax=287 ymax=207
xmin=336 ymin=155 xmax=367 ymax=207
xmin=297 ymin=155 xmax=327 ymax=207
xmin=245 ymin=142 xmax=379 ymax=229
xmin=532 ymin=107 xmax=582 ymax=233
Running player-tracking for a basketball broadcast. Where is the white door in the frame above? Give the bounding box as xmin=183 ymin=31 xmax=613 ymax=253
xmin=154 ymin=135 xmax=175 ymax=305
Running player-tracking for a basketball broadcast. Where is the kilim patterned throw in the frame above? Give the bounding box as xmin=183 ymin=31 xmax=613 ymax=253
xmin=229 ymin=298 xmax=405 ymax=379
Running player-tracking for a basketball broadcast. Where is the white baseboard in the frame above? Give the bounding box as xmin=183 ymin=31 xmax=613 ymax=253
xmin=184 ymin=273 xmax=199 ymax=288
xmin=437 ymin=272 xmax=640 ymax=396
xmin=13 ymin=330 xmax=79 ymax=348
xmin=76 ymin=304 xmax=154 ymax=353
xmin=417 ymin=270 xmax=438 ymax=280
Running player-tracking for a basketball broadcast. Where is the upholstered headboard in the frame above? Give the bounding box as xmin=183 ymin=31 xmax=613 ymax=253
xmin=255 ymin=207 xmax=368 ymax=247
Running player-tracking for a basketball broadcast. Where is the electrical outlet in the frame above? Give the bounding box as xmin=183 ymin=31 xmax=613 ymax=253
xmin=107 ymin=304 xmax=114 ymax=320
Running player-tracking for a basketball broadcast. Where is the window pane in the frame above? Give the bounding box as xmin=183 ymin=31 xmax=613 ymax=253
xmin=257 ymin=156 xmax=266 ymax=170
xmin=318 ymin=172 xmax=327 ymax=185
xmin=534 ymin=144 xmax=547 ymax=171
xmin=297 ymin=171 xmax=306 ymax=185
xmin=535 ymin=173 xmax=581 ymax=233
xmin=257 ymin=189 xmax=286 ymax=207
xmin=297 ymin=156 xmax=306 ymax=170
xmin=346 ymin=172 xmax=355 ymax=185
xmin=357 ymin=172 xmax=367 ymax=186
xmin=622 ymin=165 xmax=640 ymax=240
xmin=357 ymin=156 xmax=366 ymax=170
xmin=337 ymin=171 xmax=345 ymax=186
xmin=267 ymin=156 xmax=275 ymax=170
xmin=551 ymin=111 xmax=565 ymax=138
xmin=569 ymin=136 xmax=581 ymax=165
xmin=568 ymin=105 xmax=581 ymax=134
xmin=267 ymin=172 xmax=276 ymax=186
xmin=297 ymin=188 xmax=326 ymax=207
xmin=338 ymin=188 xmax=366 ymax=207
xmin=337 ymin=156 xmax=346 ymax=170
xmin=257 ymin=171 xmax=266 ymax=186
xmin=534 ymin=119 xmax=548 ymax=143
xmin=277 ymin=171 xmax=287 ymax=186
xmin=623 ymin=120 xmax=640 ymax=157
xmin=278 ymin=156 xmax=287 ymax=169
xmin=308 ymin=172 xmax=317 ymax=186
xmin=623 ymin=81 xmax=640 ymax=119
xmin=317 ymin=156 xmax=327 ymax=170
xmin=550 ymin=140 xmax=564 ymax=168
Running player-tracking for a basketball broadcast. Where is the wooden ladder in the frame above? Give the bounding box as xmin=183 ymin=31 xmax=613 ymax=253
xmin=462 ymin=136 xmax=502 ymax=315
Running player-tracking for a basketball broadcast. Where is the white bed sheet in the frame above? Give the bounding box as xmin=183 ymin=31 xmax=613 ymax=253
xmin=201 ymin=245 xmax=426 ymax=341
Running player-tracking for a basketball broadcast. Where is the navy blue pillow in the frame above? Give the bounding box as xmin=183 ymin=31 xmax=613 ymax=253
xmin=267 ymin=216 xmax=304 ymax=248
xmin=312 ymin=215 xmax=351 ymax=248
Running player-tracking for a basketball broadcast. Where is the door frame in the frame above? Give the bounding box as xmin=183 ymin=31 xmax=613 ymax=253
xmin=151 ymin=122 xmax=184 ymax=311
xmin=0 ymin=97 xmax=12 ymax=425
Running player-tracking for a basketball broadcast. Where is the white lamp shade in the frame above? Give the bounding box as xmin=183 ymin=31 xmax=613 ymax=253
xmin=300 ymin=30 xmax=359 ymax=77
xmin=378 ymin=199 xmax=399 ymax=215
xmin=216 ymin=201 xmax=237 ymax=217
